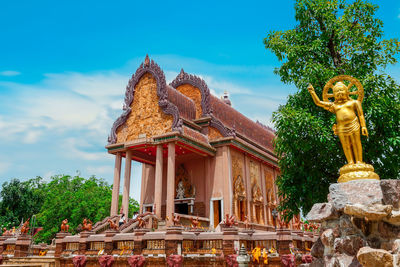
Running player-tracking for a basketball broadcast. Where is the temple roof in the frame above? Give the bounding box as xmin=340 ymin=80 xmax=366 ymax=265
xmin=209 ymin=95 xmax=275 ymax=151
xmin=166 ymin=85 xmax=196 ymax=121
xmin=107 ymin=55 xmax=276 ymax=162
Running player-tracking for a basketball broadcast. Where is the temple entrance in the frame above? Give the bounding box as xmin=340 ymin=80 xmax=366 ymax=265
xmin=213 ymin=200 xmax=222 ymax=227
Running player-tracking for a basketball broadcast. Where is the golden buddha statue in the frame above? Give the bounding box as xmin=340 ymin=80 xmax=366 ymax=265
xmin=308 ymin=75 xmax=379 ymax=183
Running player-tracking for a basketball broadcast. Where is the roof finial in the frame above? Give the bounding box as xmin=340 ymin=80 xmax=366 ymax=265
xmin=144 ymin=54 xmax=150 ymax=66
xmin=221 ymin=91 xmax=232 ymax=106
xmin=179 ymin=68 xmax=185 ymax=78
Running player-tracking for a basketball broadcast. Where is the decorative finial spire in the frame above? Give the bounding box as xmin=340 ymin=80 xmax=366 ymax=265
xmin=221 ymin=91 xmax=232 ymax=106
xmin=178 ymin=68 xmax=185 ymax=79
xmin=144 ymin=54 xmax=150 ymax=66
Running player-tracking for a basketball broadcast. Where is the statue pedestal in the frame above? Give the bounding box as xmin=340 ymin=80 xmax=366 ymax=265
xmin=306 ymin=179 xmax=400 ymax=266
xmin=338 ymin=163 xmax=379 ymax=183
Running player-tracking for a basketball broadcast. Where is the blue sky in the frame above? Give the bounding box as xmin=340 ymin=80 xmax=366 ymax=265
xmin=0 ymin=1 xmax=399 ymax=201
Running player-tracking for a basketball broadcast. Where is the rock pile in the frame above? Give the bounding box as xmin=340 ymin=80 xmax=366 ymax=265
xmin=303 ymin=179 xmax=400 ymax=267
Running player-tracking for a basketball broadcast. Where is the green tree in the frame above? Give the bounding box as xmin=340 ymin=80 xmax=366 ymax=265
xmin=264 ymin=0 xmax=400 ymax=218
xmin=0 ymin=177 xmax=46 ymax=228
xmin=35 ymin=175 xmax=139 ymax=243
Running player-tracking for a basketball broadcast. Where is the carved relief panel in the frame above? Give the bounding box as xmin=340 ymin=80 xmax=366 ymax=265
xmin=176 ymin=84 xmax=202 ymax=119
xmin=116 ymin=73 xmax=173 ymax=143
xmin=231 ymin=150 xmax=246 ymax=221
xmin=208 ymin=127 xmax=223 ymax=140
xmin=250 ymin=160 xmax=262 ymax=202
xmin=264 ymin=169 xmax=276 ymax=204
xmin=231 ymin=150 xmax=245 ymax=199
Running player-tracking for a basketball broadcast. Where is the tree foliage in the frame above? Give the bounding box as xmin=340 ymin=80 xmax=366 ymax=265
xmin=264 ymin=0 xmax=400 ymax=218
xmin=0 ymin=177 xmax=46 ymax=228
xmin=0 ymin=175 xmax=139 ymax=243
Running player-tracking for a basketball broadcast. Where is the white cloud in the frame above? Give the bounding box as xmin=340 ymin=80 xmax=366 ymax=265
xmin=0 ymin=71 xmax=127 ymax=145
xmin=87 ymin=165 xmax=110 ymax=175
xmin=0 ymin=70 xmax=20 ymax=76
xmin=62 ymin=138 xmax=105 ymax=161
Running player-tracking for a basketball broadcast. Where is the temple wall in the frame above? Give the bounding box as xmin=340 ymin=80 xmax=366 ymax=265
xmin=229 ymin=148 xmax=279 ymax=226
xmin=208 ymin=146 xmax=232 ymax=217
xmin=116 ymin=73 xmax=173 ymax=143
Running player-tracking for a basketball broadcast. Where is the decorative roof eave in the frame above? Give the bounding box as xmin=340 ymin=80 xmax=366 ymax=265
xmin=107 ymin=131 xmax=216 ymax=156
xmin=153 ymin=133 xmax=216 ymax=156
xmin=107 ymin=55 xmax=183 ymax=145
xmin=170 ymin=69 xmax=235 ymax=138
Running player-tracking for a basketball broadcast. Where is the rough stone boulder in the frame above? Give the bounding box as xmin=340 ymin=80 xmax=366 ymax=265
xmin=380 ymin=180 xmax=400 ymax=209
xmin=344 ymin=203 xmax=392 ymax=221
xmin=357 ymin=247 xmax=393 ymax=267
xmin=328 ymin=180 xmax=383 ymax=211
xmin=311 ymin=238 xmax=324 ymax=259
xmin=383 ymin=209 xmax=400 ymax=226
xmin=307 ymin=179 xmax=400 ymax=266
xmin=307 ymin=203 xmax=338 ymax=223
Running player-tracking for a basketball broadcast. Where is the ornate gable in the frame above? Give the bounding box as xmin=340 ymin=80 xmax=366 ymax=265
xmin=108 ymin=55 xmax=183 ymax=144
xmin=170 ymin=70 xmax=234 ymax=138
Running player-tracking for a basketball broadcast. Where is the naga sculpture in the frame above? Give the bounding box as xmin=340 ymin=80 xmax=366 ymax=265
xmin=136 ymin=217 xmax=147 ymax=229
xmin=60 ymin=219 xmax=70 ymax=232
xmin=308 ymin=75 xmax=379 ymax=182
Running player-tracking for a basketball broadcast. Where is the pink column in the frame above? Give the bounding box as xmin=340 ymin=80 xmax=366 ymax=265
xmin=154 ymin=145 xmax=163 ymax=218
xmin=122 ymin=150 xmax=133 ymax=217
xmin=166 ymin=142 xmax=175 ymax=226
xmin=110 ymin=152 xmax=122 ymax=216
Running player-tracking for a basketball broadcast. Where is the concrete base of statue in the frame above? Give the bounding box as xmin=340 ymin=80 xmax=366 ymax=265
xmin=304 ymin=179 xmax=400 ymax=267
xmin=338 ymin=162 xmax=379 ymax=183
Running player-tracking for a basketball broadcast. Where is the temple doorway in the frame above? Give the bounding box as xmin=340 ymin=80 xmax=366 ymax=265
xmin=213 ymin=200 xmax=222 ymax=227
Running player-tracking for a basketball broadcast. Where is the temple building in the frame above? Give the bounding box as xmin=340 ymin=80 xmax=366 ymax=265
xmin=0 ymin=56 xmax=317 ymax=266
xmin=106 ymin=55 xmax=281 ymax=229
